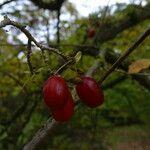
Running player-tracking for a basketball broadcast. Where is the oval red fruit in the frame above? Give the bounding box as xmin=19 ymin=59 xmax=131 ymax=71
xmin=43 ymin=75 xmax=68 ymax=111
xmin=52 ymin=92 xmax=74 ymax=122
xmin=87 ymin=29 xmax=95 ymax=38
xmin=76 ymin=76 xmax=104 ymax=108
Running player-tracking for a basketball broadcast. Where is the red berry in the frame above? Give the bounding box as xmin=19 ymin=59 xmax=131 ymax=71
xmin=87 ymin=29 xmax=95 ymax=38
xmin=76 ymin=76 xmax=104 ymax=108
xmin=52 ymin=92 xmax=74 ymax=122
xmin=43 ymin=75 xmax=69 ymax=111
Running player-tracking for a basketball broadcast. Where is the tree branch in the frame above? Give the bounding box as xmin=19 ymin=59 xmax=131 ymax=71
xmin=54 ymin=58 xmax=75 ymax=75
xmin=0 ymin=0 xmax=16 ymax=9
xmin=95 ymin=4 xmax=150 ymax=44
xmin=27 ymin=39 xmax=34 ymax=75
xmin=0 ymin=16 xmax=68 ymax=60
xmin=30 ymin=0 xmax=66 ymax=11
xmin=102 ymin=75 xmax=127 ymax=90
xmin=85 ymin=60 xmax=100 ymax=76
xmin=0 ymin=43 xmax=99 ymax=56
xmin=3 ymin=72 xmax=25 ymax=89
xmin=56 ymin=8 xmax=61 ymax=44
xmin=98 ymin=27 xmax=150 ymax=84
xmin=23 ymin=118 xmax=58 ymax=150
xmin=104 ymin=50 xmax=150 ymax=90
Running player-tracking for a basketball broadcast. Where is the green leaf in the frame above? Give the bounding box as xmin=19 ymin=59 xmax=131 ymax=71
xmin=62 ymin=68 xmax=78 ymax=81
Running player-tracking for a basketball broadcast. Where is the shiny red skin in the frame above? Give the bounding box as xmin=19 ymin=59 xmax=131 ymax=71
xmin=52 ymin=92 xmax=74 ymax=122
xmin=76 ymin=76 xmax=104 ymax=108
xmin=87 ymin=30 xmax=95 ymax=38
xmin=43 ymin=75 xmax=69 ymax=111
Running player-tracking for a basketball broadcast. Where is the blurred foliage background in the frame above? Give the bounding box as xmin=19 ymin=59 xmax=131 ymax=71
xmin=0 ymin=0 xmax=150 ymax=149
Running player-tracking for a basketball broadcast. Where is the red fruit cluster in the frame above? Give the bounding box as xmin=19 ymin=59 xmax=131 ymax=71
xmin=43 ymin=75 xmax=74 ymax=122
xmin=52 ymin=92 xmax=74 ymax=122
xmin=76 ymin=76 xmax=104 ymax=108
xmin=43 ymin=75 xmax=104 ymax=122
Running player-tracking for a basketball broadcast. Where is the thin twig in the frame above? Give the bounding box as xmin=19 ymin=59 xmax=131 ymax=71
xmin=0 ymin=43 xmax=98 ymax=49
xmin=54 ymin=58 xmax=75 ymax=75
xmin=2 ymin=72 xmax=27 ymax=93
xmin=0 ymin=16 xmax=68 ymax=60
xmin=0 ymin=95 xmax=29 ymax=126
xmin=100 ymin=0 xmax=110 ymax=23
xmin=85 ymin=60 xmax=100 ymax=76
xmin=56 ymin=8 xmax=61 ymax=44
xmin=102 ymin=75 xmax=127 ymax=90
xmin=27 ymin=39 xmax=34 ymax=75
xmin=98 ymin=27 xmax=150 ymax=84
xmin=105 ymin=49 xmax=150 ymax=90
xmin=0 ymin=42 xmax=99 ymax=56
xmin=41 ymin=48 xmax=48 ymax=64
xmin=3 ymin=72 xmax=24 ymax=88
xmin=0 ymin=0 xmax=16 ymax=8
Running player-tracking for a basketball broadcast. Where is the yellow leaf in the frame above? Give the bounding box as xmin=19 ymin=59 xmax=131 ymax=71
xmin=128 ymin=59 xmax=150 ymax=74
xmin=75 ymin=51 xmax=82 ymax=63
